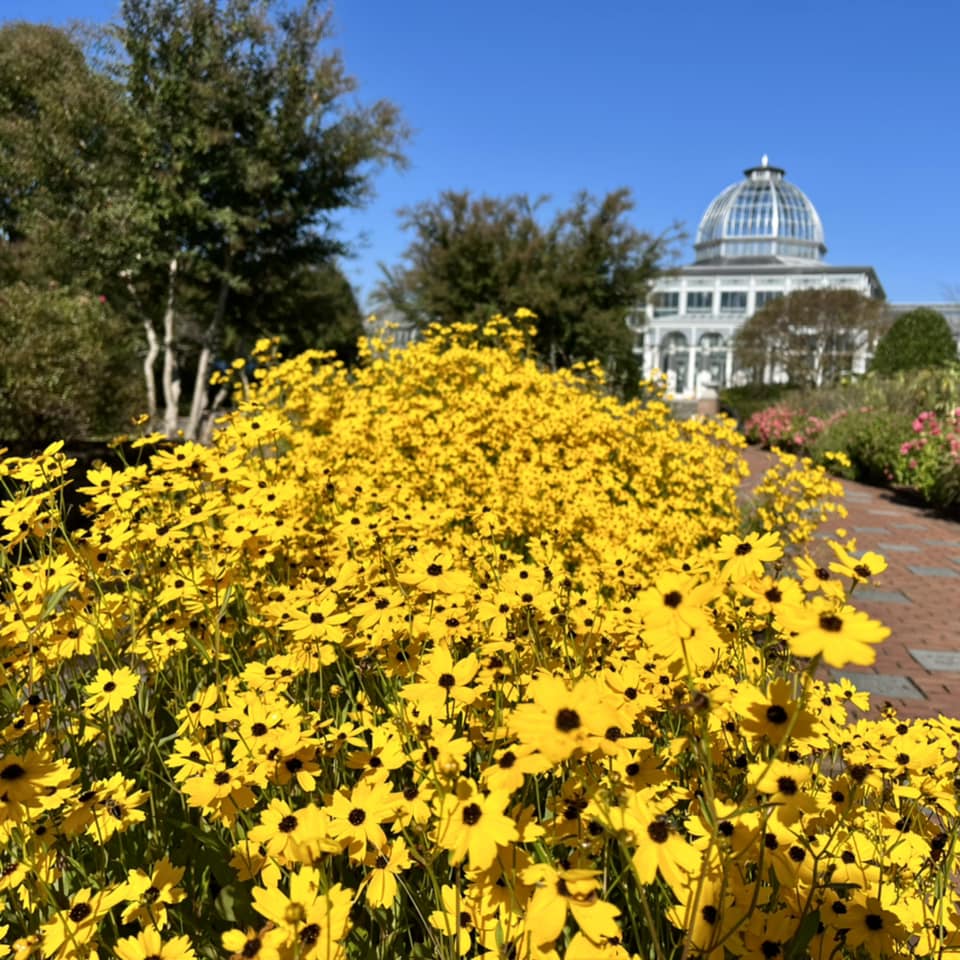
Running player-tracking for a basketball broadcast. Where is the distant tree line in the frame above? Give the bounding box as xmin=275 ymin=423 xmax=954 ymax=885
xmin=375 ymin=190 xmax=682 ymax=398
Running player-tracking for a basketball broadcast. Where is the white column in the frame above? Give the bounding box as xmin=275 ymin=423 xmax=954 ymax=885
xmin=686 ymin=344 xmax=697 ymax=396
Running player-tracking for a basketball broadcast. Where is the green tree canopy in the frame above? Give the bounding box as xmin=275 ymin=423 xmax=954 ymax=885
xmin=0 ymin=284 xmax=144 ymax=448
xmin=869 ymin=307 xmax=958 ymax=375
xmin=375 ymin=189 xmax=679 ymax=396
xmin=0 ymin=5 xmax=406 ymax=440
xmin=0 ymin=22 xmax=142 ymax=291
xmin=733 ymin=288 xmax=887 ymax=388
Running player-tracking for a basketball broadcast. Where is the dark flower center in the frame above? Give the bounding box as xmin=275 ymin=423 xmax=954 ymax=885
xmin=68 ymin=902 xmax=93 ymax=923
xmin=348 ymin=808 xmax=366 ymax=826
xmin=426 ymin=563 xmax=443 ymax=576
xmin=437 ymin=673 xmax=456 ymax=689
xmin=251 ymin=723 xmax=268 ymax=736
xmin=766 ymin=705 xmax=789 ymax=725
xmin=498 ymin=751 xmax=516 ymax=769
xmin=214 ymin=771 xmax=231 ymax=785
xmin=663 ymin=591 xmax=682 ymax=608
xmin=144 ymin=886 xmax=160 ymax=903
xmin=241 ymin=939 xmax=262 ymax=958
xmin=0 ymin=764 xmax=25 ymax=782
xmin=819 ymin=613 xmax=843 ymax=632
xmin=866 ymin=914 xmax=884 ymax=931
xmin=555 ymin=708 xmax=581 ymax=732
xmin=647 ymin=821 xmax=669 ymax=843
xmin=462 ymin=803 xmax=482 ymax=826
xmin=702 ymin=904 xmax=718 ymax=924
xmin=278 ymin=815 xmax=298 ymax=833
xmin=299 ymin=924 xmax=321 ymax=945
xmin=734 ymin=543 xmax=752 ymax=555
xmin=776 ymin=776 xmax=798 ymax=796
xmin=103 ymin=681 xmax=117 ymax=692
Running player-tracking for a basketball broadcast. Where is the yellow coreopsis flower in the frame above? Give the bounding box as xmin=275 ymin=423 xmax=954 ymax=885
xmin=778 ymin=597 xmax=890 ymax=667
xmin=82 ymin=666 xmax=139 ymax=715
xmin=119 ymin=857 xmax=186 ymax=929
xmin=716 ymin=531 xmax=782 ymax=580
xmin=520 ymin=864 xmax=621 ymax=949
xmin=436 ymin=779 xmax=518 ymax=869
xmin=115 ymin=928 xmax=196 ymax=960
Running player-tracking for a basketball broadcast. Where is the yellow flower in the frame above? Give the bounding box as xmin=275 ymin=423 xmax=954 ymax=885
xmin=39 ymin=886 xmax=123 ymax=960
xmin=779 ymin=597 xmax=890 ymax=667
xmin=716 ymin=531 xmax=782 ymax=580
xmin=82 ymin=666 xmax=139 ymax=715
xmin=520 ymin=863 xmax=621 ymax=949
xmin=251 ymin=871 xmax=352 ymax=960
xmin=436 ymin=779 xmax=518 ymax=869
xmin=119 ymin=857 xmax=186 ymax=929
xmin=362 ymin=837 xmax=412 ymax=908
xmin=115 ymin=928 xmax=196 ymax=960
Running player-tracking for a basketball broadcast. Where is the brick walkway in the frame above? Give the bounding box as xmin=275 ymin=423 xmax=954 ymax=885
xmin=741 ymin=445 xmax=960 ymax=720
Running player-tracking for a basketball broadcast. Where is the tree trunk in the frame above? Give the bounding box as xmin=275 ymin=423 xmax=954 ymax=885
xmin=142 ymin=317 xmax=159 ymax=423
xmin=162 ymin=256 xmax=180 ymax=437
xmin=185 ymin=255 xmax=231 ymax=441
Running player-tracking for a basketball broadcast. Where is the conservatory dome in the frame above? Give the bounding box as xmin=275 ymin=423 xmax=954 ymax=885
xmin=694 ymin=156 xmax=826 ymax=263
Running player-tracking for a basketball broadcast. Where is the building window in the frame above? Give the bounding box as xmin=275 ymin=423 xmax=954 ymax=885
xmin=754 ymin=290 xmax=783 ymax=309
xmin=653 ymin=292 xmax=679 ymax=316
xmin=686 ymin=291 xmax=713 ymax=312
xmin=720 ymin=291 xmax=747 ymax=311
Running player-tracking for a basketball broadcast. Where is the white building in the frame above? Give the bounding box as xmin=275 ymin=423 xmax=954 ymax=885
xmin=632 ymin=157 xmax=885 ymax=398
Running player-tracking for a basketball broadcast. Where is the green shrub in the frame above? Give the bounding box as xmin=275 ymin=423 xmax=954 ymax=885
xmin=719 ymin=383 xmax=799 ymax=423
xmin=870 ymin=307 xmax=958 ymax=375
xmin=0 ymin=283 xmax=144 ymax=448
xmin=808 ymin=408 xmax=914 ymax=484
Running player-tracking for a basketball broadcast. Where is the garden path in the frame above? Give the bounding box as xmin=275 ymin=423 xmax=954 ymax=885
xmin=740 ymin=445 xmax=960 ymax=721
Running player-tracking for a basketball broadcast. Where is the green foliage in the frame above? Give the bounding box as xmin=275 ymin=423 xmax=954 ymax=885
xmin=808 ymin=408 xmax=914 ymax=484
xmin=719 ymin=383 xmax=798 ymax=423
xmin=0 ymin=23 xmax=142 ymax=292
xmin=0 ymin=7 xmax=406 ymax=437
xmin=733 ymin=288 xmax=887 ymax=387
xmin=0 ymin=285 xmax=144 ymax=447
xmin=375 ymin=189 xmax=680 ymax=396
xmin=229 ymin=262 xmax=365 ymax=365
xmin=870 ymin=307 xmax=958 ymax=374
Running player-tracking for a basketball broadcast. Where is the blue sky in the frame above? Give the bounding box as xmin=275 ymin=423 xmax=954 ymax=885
xmin=5 ymin=0 xmax=960 ymax=309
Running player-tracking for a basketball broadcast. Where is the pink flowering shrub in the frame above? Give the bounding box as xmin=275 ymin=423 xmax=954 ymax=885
xmin=744 ymin=405 xmax=845 ymax=452
xmin=895 ymin=408 xmax=960 ymax=509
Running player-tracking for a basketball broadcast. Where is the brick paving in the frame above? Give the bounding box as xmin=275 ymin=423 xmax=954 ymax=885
xmin=740 ymin=445 xmax=960 ymax=721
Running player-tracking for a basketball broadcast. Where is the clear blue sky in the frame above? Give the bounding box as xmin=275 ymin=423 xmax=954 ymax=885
xmin=5 ymin=0 xmax=960 ymax=309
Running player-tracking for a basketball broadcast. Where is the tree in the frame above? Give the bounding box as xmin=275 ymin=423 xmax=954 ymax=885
xmin=375 ymin=189 xmax=679 ymax=395
xmin=0 ymin=8 xmax=406 ymax=441
xmin=0 ymin=284 xmax=144 ymax=448
xmin=0 ymin=22 xmax=145 ymax=293
xmin=227 ymin=260 xmax=365 ymax=365
xmin=870 ymin=307 xmax=957 ymax=375
xmin=733 ymin=288 xmax=887 ymax=388
xmin=112 ymin=0 xmax=407 ymax=438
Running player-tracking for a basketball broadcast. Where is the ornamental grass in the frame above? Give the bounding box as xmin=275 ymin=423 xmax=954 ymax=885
xmin=0 ymin=315 xmax=956 ymax=960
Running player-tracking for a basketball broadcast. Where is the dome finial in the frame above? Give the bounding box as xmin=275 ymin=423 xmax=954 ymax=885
xmin=761 ymin=153 xmax=769 ymax=167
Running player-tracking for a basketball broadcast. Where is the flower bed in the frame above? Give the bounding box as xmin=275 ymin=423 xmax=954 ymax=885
xmin=0 ymin=318 xmax=956 ymax=959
